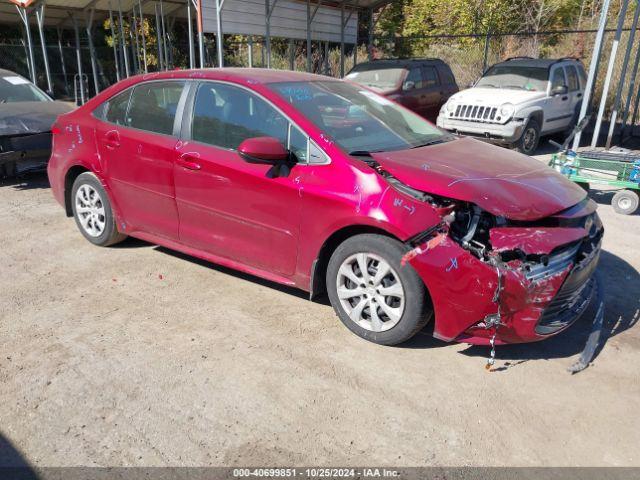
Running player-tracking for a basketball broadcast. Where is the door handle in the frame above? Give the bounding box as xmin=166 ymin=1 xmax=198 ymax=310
xmin=561 ymin=96 xmax=569 ymax=101
xmin=103 ymin=131 xmax=120 ymax=150
xmin=177 ymin=153 xmax=201 ymax=171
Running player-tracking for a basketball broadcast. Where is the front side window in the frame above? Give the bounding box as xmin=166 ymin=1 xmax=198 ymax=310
xmin=422 ymin=66 xmax=439 ymax=87
xmin=191 ymin=83 xmax=289 ymax=151
xmin=551 ymin=68 xmax=567 ymax=90
xmin=126 ymin=81 xmax=184 ymax=135
xmin=0 ymin=75 xmax=49 ymax=103
xmin=270 ymin=81 xmax=450 ymax=155
xmin=405 ymin=68 xmax=423 ymax=89
xmin=476 ymin=65 xmax=549 ymax=91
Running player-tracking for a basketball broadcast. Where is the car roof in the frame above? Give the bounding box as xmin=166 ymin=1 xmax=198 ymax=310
xmin=127 ymin=68 xmax=334 ymax=85
xmin=491 ymin=57 xmax=581 ymax=69
xmin=349 ymin=58 xmax=447 ymax=72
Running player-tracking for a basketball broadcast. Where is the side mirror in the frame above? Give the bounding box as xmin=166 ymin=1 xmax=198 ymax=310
xmin=402 ymin=80 xmax=415 ymax=91
xmin=238 ymin=136 xmax=289 ymax=164
xmin=552 ymin=85 xmax=568 ymax=96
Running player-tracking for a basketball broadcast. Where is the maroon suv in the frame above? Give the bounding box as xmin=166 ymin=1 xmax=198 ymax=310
xmin=346 ymin=58 xmax=459 ymax=122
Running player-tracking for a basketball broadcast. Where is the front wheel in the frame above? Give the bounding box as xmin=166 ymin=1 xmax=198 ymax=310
xmin=326 ymin=234 xmax=433 ymax=346
xmin=513 ymin=118 xmax=540 ymax=155
xmin=71 ymin=172 xmax=127 ymax=246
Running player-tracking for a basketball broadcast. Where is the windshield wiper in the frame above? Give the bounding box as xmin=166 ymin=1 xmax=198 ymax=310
xmin=349 ymin=150 xmax=375 ymax=156
xmin=411 ymin=138 xmax=452 ymax=149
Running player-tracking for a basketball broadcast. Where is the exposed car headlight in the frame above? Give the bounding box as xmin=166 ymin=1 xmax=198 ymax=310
xmin=500 ymin=103 xmax=515 ymax=118
xmin=445 ymin=101 xmax=457 ymax=113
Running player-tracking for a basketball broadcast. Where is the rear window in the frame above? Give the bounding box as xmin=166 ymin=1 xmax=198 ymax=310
xmin=345 ymin=67 xmax=405 ymax=90
xmin=0 ymin=75 xmax=49 ymax=103
xmin=95 ymin=89 xmax=132 ymax=125
xmin=437 ymin=65 xmax=456 ymax=85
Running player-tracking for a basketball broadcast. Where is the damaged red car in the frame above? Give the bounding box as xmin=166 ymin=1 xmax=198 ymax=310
xmin=47 ymin=69 xmax=603 ymax=346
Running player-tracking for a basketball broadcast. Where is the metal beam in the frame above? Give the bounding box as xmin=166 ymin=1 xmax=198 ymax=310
xmin=155 ymin=2 xmax=164 ymax=69
xmin=35 ymin=3 xmax=53 ymax=94
xmin=108 ymin=5 xmax=121 ymax=81
xmin=70 ymin=14 xmax=85 ymax=105
xmin=591 ymin=0 xmax=629 ymax=148
xmin=265 ymin=0 xmax=278 ymax=68
xmin=86 ymin=7 xmax=100 ymax=95
xmin=138 ymin=0 xmax=148 ymax=73
xmin=56 ymin=27 xmax=70 ymax=94
xmin=15 ymin=5 xmax=36 ymax=84
xmin=606 ymin=0 xmax=640 ymax=148
xmin=573 ymin=0 xmax=612 ymax=150
xmin=118 ymin=0 xmax=130 ymax=76
xmin=215 ymin=0 xmax=224 ymax=67
xmin=187 ymin=0 xmax=195 ymax=68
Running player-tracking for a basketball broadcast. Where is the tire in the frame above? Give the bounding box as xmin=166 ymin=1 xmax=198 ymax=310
xmin=513 ymin=118 xmax=540 ymax=155
xmin=71 ymin=172 xmax=126 ymax=246
xmin=611 ymin=189 xmax=639 ymax=215
xmin=326 ymin=234 xmax=433 ymax=346
xmin=576 ymin=181 xmax=590 ymax=192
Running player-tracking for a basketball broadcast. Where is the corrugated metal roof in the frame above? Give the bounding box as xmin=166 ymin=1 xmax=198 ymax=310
xmin=0 ymin=0 xmax=391 ymax=28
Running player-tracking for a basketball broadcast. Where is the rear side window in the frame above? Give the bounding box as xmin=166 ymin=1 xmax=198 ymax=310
xmin=422 ymin=66 xmax=439 ymax=87
xmin=126 ymin=81 xmax=184 ymax=135
xmin=565 ymin=66 xmax=580 ymax=91
xmin=551 ymin=68 xmax=567 ymax=89
xmin=437 ymin=65 xmax=455 ymax=85
xmin=96 ymin=89 xmax=131 ymax=126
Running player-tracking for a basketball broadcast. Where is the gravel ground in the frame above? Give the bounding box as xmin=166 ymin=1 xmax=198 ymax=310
xmin=0 ymin=171 xmax=638 ymax=468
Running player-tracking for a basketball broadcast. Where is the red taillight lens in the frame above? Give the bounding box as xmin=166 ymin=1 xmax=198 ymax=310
xmin=51 ymin=123 xmax=61 ymax=135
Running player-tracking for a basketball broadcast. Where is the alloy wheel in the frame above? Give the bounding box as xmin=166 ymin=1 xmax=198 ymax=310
xmin=75 ymin=184 xmax=106 ymax=237
xmin=336 ymin=253 xmax=405 ymax=332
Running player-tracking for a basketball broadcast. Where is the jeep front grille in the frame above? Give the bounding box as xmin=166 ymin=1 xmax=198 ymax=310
xmin=451 ymin=105 xmax=499 ymax=123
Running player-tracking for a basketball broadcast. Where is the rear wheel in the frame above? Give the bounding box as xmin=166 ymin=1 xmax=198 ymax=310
xmin=326 ymin=234 xmax=432 ymax=346
xmin=612 ymin=189 xmax=639 ymax=215
xmin=71 ymin=172 xmax=126 ymax=246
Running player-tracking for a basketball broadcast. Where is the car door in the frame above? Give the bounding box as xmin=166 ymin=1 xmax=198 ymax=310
xmin=564 ymin=64 xmax=583 ymax=114
xmin=173 ymin=81 xmax=304 ymax=276
xmin=546 ymin=66 xmax=572 ymax=131
xmin=420 ymin=65 xmax=444 ymax=121
xmin=95 ymin=80 xmax=186 ymax=240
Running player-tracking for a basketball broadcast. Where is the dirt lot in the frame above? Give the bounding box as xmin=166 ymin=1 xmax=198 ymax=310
xmin=0 ymin=171 xmax=639 ymax=468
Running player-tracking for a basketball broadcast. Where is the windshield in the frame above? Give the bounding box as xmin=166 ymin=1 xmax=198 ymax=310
xmin=344 ymin=68 xmax=405 ymax=90
xmin=476 ymin=65 xmax=549 ymax=91
xmin=269 ymin=81 xmax=451 ymax=154
xmin=0 ymin=75 xmax=50 ymax=103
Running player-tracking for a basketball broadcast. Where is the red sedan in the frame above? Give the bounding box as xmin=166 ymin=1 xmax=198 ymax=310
xmin=47 ymin=68 xmax=603 ymax=346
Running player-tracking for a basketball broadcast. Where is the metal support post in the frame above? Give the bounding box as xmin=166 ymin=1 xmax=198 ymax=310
xmin=35 ymin=4 xmax=53 ymax=95
xmin=70 ymin=14 xmax=85 ymax=104
xmin=118 ymin=0 xmax=130 ymax=76
xmin=86 ymin=8 xmax=100 ymax=95
xmin=108 ymin=5 xmax=121 ymax=81
xmin=215 ymin=0 xmax=224 ymax=67
xmin=573 ymin=0 xmax=612 ymax=150
xmin=187 ymin=0 xmax=195 ymax=68
xmin=16 ymin=6 xmax=36 ymax=84
xmin=57 ymin=27 xmax=70 ymax=94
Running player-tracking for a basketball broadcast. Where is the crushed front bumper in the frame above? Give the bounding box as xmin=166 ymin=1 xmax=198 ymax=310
xmin=409 ymin=226 xmax=602 ymax=345
xmin=436 ymin=116 xmax=525 ymax=145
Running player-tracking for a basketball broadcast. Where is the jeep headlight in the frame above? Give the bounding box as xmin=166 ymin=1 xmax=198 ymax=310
xmin=500 ymin=103 xmax=515 ymax=119
xmin=445 ymin=101 xmax=457 ymax=113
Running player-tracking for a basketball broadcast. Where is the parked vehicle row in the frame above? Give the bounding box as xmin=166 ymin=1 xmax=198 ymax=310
xmin=47 ymin=68 xmax=603 ymax=347
xmin=347 ymin=56 xmax=588 ymax=156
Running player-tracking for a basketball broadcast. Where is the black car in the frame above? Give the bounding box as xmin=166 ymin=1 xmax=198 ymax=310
xmin=345 ymin=58 xmax=459 ymax=122
xmin=0 ymin=69 xmax=73 ymax=177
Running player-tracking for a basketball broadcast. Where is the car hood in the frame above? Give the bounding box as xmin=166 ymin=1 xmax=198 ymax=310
xmin=449 ymin=87 xmax=546 ymax=106
xmin=369 ymin=137 xmax=587 ymax=221
xmin=0 ymin=101 xmax=73 ymax=136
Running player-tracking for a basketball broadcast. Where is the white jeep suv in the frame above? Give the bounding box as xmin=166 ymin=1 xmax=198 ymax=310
xmin=436 ymin=57 xmax=587 ymax=155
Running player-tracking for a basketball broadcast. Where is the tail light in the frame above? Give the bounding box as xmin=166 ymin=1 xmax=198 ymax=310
xmin=51 ymin=123 xmax=62 ymax=135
